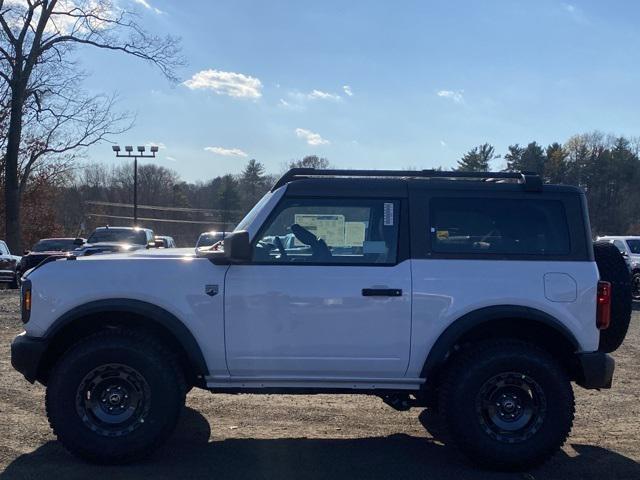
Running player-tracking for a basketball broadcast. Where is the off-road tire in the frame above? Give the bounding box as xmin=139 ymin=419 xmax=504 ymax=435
xmin=46 ymin=329 xmax=186 ymax=464
xmin=593 ymin=241 xmax=632 ymax=353
xmin=439 ymin=340 xmax=574 ymax=471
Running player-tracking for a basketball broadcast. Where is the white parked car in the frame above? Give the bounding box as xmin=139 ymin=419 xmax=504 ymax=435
xmin=597 ymin=235 xmax=640 ymax=300
xmin=11 ymin=169 xmax=632 ymax=470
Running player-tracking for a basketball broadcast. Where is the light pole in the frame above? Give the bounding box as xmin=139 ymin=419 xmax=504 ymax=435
xmin=111 ymin=145 xmax=159 ymax=226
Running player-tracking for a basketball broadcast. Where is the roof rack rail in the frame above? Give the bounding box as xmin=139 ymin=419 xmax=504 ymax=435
xmin=271 ymin=168 xmax=542 ymax=192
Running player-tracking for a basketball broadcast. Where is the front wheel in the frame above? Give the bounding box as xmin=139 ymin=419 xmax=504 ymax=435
xmin=438 ymin=340 xmax=574 ymax=470
xmin=46 ymin=330 xmax=186 ymax=464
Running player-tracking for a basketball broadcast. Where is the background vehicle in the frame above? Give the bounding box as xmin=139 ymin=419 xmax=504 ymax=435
xmin=0 ymin=240 xmax=20 ymax=288
xmin=154 ymin=235 xmax=176 ymax=248
xmin=73 ymin=226 xmax=155 ymax=256
xmin=196 ymin=231 xmax=228 ymax=248
xmin=597 ymin=236 xmax=640 ymax=300
xmin=11 ymin=169 xmax=632 ymax=470
xmin=17 ymin=238 xmax=85 ymax=284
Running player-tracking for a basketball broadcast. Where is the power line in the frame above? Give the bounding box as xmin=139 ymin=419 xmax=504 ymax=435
xmin=85 ymin=200 xmax=243 ymax=215
xmin=87 ymin=213 xmax=228 ymax=225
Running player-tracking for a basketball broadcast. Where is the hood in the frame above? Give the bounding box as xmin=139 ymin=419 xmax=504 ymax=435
xmin=76 ymin=247 xmax=196 ymax=261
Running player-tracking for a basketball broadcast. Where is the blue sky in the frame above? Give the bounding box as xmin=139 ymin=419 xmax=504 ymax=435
xmin=80 ymin=0 xmax=640 ymax=182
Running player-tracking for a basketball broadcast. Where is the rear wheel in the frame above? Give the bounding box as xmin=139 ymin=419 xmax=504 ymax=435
xmin=46 ymin=330 xmax=186 ymax=464
xmin=439 ymin=340 xmax=574 ymax=471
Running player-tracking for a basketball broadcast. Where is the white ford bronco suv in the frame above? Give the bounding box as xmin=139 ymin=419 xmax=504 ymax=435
xmin=11 ymin=169 xmax=632 ymax=470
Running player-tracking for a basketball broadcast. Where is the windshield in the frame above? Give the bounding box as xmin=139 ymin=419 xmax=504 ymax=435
xmin=87 ymin=229 xmax=147 ymax=245
xmin=234 ymin=191 xmax=273 ymax=232
xmin=626 ymin=239 xmax=640 ymax=254
xmin=33 ymin=239 xmax=76 ymax=252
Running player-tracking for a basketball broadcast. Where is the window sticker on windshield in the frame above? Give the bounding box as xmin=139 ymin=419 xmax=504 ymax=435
xmin=437 ymin=230 xmax=449 ymax=240
xmin=294 ymin=214 xmax=346 ymax=247
xmin=384 ymin=203 xmax=394 ymax=226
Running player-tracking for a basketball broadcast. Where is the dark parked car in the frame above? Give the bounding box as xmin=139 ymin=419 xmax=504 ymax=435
xmin=17 ymin=238 xmax=85 ymax=283
xmin=74 ymin=226 xmax=155 ymax=256
xmin=0 ymin=240 xmax=21 ymax=288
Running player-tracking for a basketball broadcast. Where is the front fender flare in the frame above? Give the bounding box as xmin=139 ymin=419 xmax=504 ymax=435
xmin=44 ymin=298 xmax=208 ymax=378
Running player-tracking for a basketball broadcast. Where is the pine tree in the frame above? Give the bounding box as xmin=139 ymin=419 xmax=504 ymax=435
xmin=505 ymin=142 xmax=546 ymax=174
xmin=240 ymin=159 xmax=267 ymax=210
xmin=457 ymin=143 xmax=496 ymax=171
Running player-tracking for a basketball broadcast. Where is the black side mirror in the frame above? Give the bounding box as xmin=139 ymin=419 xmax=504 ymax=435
xmin=73 ymin=238 xmax=84 ymax=246
xmin=23 ymin=249 xmax=30 ymax=255
xmin=224 ymin=231 xmax=251 ymax=262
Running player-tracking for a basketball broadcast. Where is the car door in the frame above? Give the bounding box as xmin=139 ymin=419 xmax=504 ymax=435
xmin=224 ymin=196 xmax=412 ymax=379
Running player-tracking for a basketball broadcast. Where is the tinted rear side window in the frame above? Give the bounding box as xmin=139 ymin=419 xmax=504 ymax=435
xmin=430 ymin=198 xmax=570 ymax=256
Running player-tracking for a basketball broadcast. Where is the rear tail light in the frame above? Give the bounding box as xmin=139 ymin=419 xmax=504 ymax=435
xmin=596 ymin=281 xmax=611 ymax=330
xmin=21 ymin=279 xmax=32 ymax=324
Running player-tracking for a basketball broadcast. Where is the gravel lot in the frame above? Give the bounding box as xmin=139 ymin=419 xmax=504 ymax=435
xmin=0 ymin=288 xmax=638 ymax=479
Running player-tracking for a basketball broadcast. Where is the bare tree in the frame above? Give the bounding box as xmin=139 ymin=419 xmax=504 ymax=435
xmin=0 ymin=0 xmax=183 ymax=250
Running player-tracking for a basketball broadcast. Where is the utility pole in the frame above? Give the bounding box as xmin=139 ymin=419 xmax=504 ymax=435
xmin=111 ymin=145 xmax=159 ymax=226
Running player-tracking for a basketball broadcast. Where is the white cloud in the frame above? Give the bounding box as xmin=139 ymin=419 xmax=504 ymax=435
xmin=184 ymin=69 xmax=262 ymax=98
xmin=343 ymin=85 xmax=353 ymax=97
xmin=146 ymin=141 xmax=166 ymax=150
xmin=133 ymin=0 xmax=164 ymax=14
xmin=295 ymin=128 xmax=329 ymax=146
xmin=440 ymin=140 xmax=447 ymax=147
xmin=437 ymin=90 xmax=464 ymax=104
xmin=165 ymin=156 xmax=177 ymax=162
xmin=204 ymin=146 xmax=248 ymax=157
xmin=562 ymin=3 xmax=588 ymax=24
xmin=307 ymin=89 xmax=341 ymax=101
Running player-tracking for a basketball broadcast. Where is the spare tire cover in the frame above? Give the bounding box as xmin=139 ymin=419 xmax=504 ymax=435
xmin=593 ymin=241 xmax=632 ymax=353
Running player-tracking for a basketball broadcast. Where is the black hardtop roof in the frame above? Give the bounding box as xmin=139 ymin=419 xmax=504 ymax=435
xmin=275 ymin=168 xmax=583 ymax=197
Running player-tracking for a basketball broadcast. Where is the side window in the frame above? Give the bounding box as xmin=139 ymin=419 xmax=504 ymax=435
xmin=253 ymin=198 xmax=400 ymax=264
xmin=430 ymin=197 xmax=570 ymax=256
xmin=627 ymin=239 xmax=640 ymax=254
xmin=0 ymin=241 xmax=8 ymax=255
xmin=613 ymin=240 xmax=626 ymax=254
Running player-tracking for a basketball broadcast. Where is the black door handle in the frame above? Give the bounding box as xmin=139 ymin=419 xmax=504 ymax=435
xmin=362 ymin=288 xmax=403 ymax=297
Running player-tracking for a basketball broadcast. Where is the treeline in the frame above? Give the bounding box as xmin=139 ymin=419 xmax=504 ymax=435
xmin=457 ymin=132 xmax=640 ymax=235
xmin=51 ymin=155 xmax=330 ymax=247
xmin=3 ymin=132 xmax=640 ymax=249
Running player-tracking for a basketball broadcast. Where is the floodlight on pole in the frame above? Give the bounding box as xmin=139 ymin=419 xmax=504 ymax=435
xmin=111 ymin=143 xmax=161 ymax=227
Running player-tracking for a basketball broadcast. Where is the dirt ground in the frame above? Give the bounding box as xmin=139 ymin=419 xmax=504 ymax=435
xmin=0 ymin=289 xmax=638 ymax=480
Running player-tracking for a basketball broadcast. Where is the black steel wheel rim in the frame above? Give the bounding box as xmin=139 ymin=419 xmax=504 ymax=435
xmin=76 ymin=363 xmax=150 ymax=437
xmin=476 ymin=372 xmax=547 ymax=443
